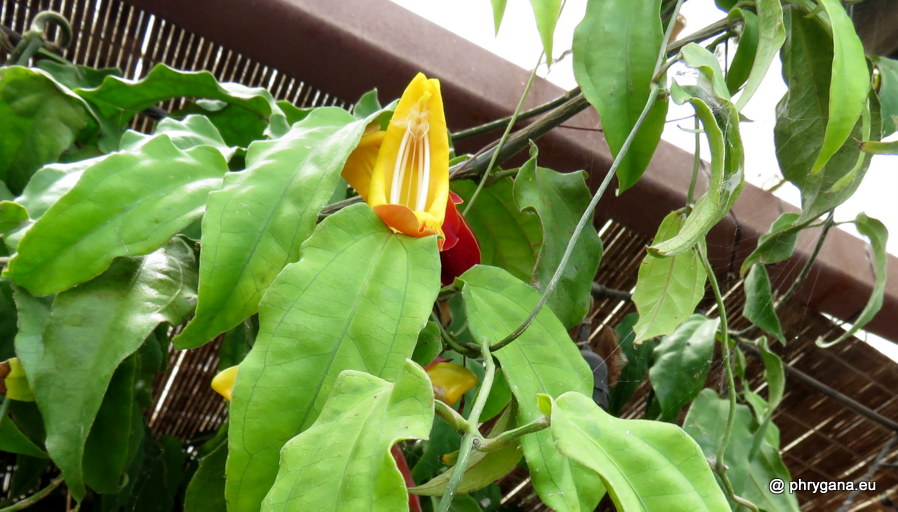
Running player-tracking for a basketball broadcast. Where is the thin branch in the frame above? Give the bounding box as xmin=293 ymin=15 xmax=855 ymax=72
xmin=775 ymin=212 xmax=835 ymax=311
xmin=0 ymin=476 xmax=64 ymax=512
xmin=451 ymin=87 xmax=581 ymax=142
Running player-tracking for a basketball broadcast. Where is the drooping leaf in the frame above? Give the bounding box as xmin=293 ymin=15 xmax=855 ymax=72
xmin=0 ymin=405 xmax=47 ymax=458
xmin=4 ymin=135 xmax=226 ymax=296
xmin=809 ymin=0 xmax=870 ymax=174
xmin=515 ymin=157 xmax=602 ymax=328
xmin=725 ymin=10 xmax=759 ymax=95
xmin=547 ymin=392 xmax=730 ymax=511
xmin=13 ymin=238 xmax=197 ymax=500
xmin=76 ymin=63 xmax=288 ymax=140
xmin=0 ymin=66 xmax=97 ymax=194
xmin=173 ymin=108 xmax=365 ymax=349
xmin=226 ymin=204 xmax=440 ymax=512
xmin=490 ymin=0 xmax=508 ymax=34
xmin=632 ymin=211 xmax=707 ymax=344
xmin=743 ymin=265 xmax=786 ymax=343
xmin=733 ymin=0 xmax=786 ymax=109
xmin=775 ymin=11 xmax=878 ymax=221
xmin=650 ymin=49 xmax=745 ymax=256
xmin=817 ymin=213 xmax=888 ymax=347
xmin=608 ymin=313 xmax=654 ymax=415
xmin=648 ymin=315 xmax=719 ymax=421
xmin=740 ymin=212 xmax=802 ymax=274
xmin=410 ymin=408 xmax=522 ymax=496
xmin=452 ymin=178 xmax=541 ymax=283
xmin=874 ymin=56 xmax=898 ymax=136
xmin=459 ymin=265 xmax=603 ymax=512
xmin=684 ymin=389 xmax=799 ymax=511
xmin=529 ymin=0 xmax=562 ymax=61
xmin=756 ymin=337 xmax=784 ymax=413
xmin=263 ymin=362 xmax=432 ymax=510
xmin=573 ymin=0 xmax=668 ymax=192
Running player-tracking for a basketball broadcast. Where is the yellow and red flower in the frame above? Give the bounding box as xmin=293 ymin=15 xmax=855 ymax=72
xmin=342 ymin=73 xmax=480 ymax=284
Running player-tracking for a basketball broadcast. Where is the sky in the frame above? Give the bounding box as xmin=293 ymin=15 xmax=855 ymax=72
xmin=390 ymin=0 xmax=898 ymax=359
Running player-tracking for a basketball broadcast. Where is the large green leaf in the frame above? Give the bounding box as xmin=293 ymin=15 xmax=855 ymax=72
xmin=514 ymin=158 xmax=602 ymax=328
xmin=13 ymin=238 xmax=197 ymax=500
xmin=818 ymin=213 xmax=888 ymax=347
xmin=529 ymin=0 xmax=561 ymax=61
xmin=775 ymin=12 xmax=878 ymax=221
xmin=226 ymin=204 xmax=440 ymax=512
xmin=650 ymin=46 xmax=745 ymax=256
xmin=742 ymin=265 xmax=785 ymax=343
xmin=874 ymin=56 xmax=898 ymax=136
xmin=648 ymin=315 xmax=719 ymax=421
xmin=263 ymin=362 xmax=433 ymax=510
xmin=0 ymin=66 xmax=97 ymax=194
xmin=810 ymin=0 xmax=870 ymax=174
xmin=684 ymin=389 xmax=799 ymax=511
xmin=632 ymin=211 xmax=707 ymax=344
xmin=173 ymin=108 xmax=367 ymax=348
xmin=76 ymin=63 xmax=287 ymax=140
xmin=733 ymin=0 xmax=786 ymax=109
xmin=572 ymin=0 xmax=668 ymax=192
xmin=184 ymin=427 xmax=229 ymax=512
xmin=459 ymin=265 xmax=603 ymax=512
xmin=4 ymin=135 xmax=226 ymax=296
xmin=547 ymin=392 xmax=730 ymax=511
xmin=452 ymin=178 xmax=541 ymax=283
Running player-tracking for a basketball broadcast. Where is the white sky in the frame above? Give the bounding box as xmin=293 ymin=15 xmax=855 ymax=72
xmin=391 ymin=0 xmax=898 ymax=359
xmin=391 ymin=0 xmax=898 ymax=256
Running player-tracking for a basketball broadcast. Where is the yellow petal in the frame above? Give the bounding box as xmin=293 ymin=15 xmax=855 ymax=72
xmin=426 ymin=362 xmax=478 ymax=406
xmin=341 ymin=128 xmax=385 ymax=203
xmin=368 ymin=73 xmax=449 ymax=237
xmin=211 ymin=365 xmax=239 ymax=402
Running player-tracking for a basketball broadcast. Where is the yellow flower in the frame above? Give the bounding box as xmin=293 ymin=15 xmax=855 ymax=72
xmin=342 ymin=73 xmax=450 ymax=243
xmin=425 ymin=362 xmax=478 ymax=406
xmin=211 ymin=365 xmax=239 ymax=402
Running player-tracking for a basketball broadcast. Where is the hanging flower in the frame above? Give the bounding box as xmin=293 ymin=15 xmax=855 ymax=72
xmin=342 ymin=73 xmax=480 ymax=284
xmin=424 ymin=360 xmax=478 ymax=406
xmin=211 ymin=365 xmax=239 ymax=402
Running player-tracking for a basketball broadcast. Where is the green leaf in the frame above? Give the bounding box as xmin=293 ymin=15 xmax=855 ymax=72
xmin=184 ymin=426 xmax=229 ymax=512
xmin=34 ymin=60 xmax=121 ymax=90
xmin=226 ymin=204 xmax=440 ymax=512
xmin=810 ymin=0 xmax=870 ymax=174
xmin=412 ymin=321 xmax=442 ymax=367
xmin=173 ymin=107 xmax=364 ymax=349
xmin=121 ymin=114 xmax=233 ymax=158
xmin=0 ymin=405 xmax=48 ymax=458
xmin=410 ymin=408 xmax=521 ymax=496
xmin=411 ymin=414 xmax=461 ymax=484
xmin=0 ymin=66 xmax=97 ymax=194
xmin=529 ymin=0 xmax=561 ymax=61
xmin=680 ymin=43 xmax=730 ymax=99
xmin=756 ymin=337 xmax=784 ymax=412
xmin=874 ymin=56 xmax=898 ymax=136
xmin=650 ymin=59 xmax=745 ymax=256
xmin=175 ymin=100 xmax=267 ymax=149
xmin=632 ymin=211 xmax=707 ymax=344
xmin=818 ymin=213 xmax=888 ymax=347
xmin=514 ymin=159 xmax=602 ymax=328
xmin=743 ymin=265 xmax=785 ymax=343
xmin=263 ymin=362 xmax=432 ymax=510
xmin=83 ymin=355 xmax=143 ymax=494
xmin=775 ymin=11 xmax=878 ymax=221
xmin=573 ymin=0 xmax=668 ymax=192
xmin=13 ymin=238 xmax=197 ymax=500
xmin=684 ymin=389 xmax=799 ymax=511
xmin=459 ymin=265 xmax=603 ymax=512
xmin=352 ymin=89 xmax=382 ymax=119
xmin=725 ymin=10 xmax=759 ymax=95
xmin=452 ymin=178 xmax=541 ymax=283
xmin=0 ymin=201 xmax=28 ymax=233
xmin=4 ymin=134 xmax=225 ymax=296
xmin=547 ymin=392 xmax=730 ymax=511
xmin=740 ymin=212 xmax=802 ymax=274
xmin=608 ymin=313 xmax=653 ymax=415
xmin=77 ymin=63 xmax=287 ymax=139
xmin=733 ymin=0 xmax=786 ymax=109
xmin=490 ymin=0 xmax=508 ymax=34
xmin=649 ymin=315 xmax=719 ymax=421
xmin=120 ymin=435 xmax=188 ymax=512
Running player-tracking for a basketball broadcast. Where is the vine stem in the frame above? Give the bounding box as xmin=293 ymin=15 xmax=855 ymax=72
xmin=462 ymin=53 xmax=543 ymax=216
xmin=436 ymin=339 xmax=496 ymax=512
xmin=0 ymin=476 xmax=64 ymax=512
xmin=699 ymin=245 xmax=759 ymax=512
xmin=489 ymin=0 xmax=687 ymax=351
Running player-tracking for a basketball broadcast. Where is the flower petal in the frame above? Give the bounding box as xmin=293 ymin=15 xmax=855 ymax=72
xmin=341 ymin=129 xmax=385 ymax=202
xmin=440 ymin=195 xmax=481 ymax=285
